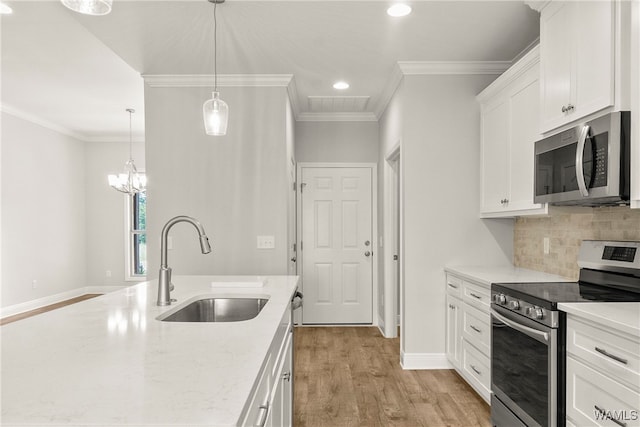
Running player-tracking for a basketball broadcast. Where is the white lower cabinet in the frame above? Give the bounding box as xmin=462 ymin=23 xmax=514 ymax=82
xmin=566 ymin=315 xmax=640 ymax=427
xmin=242 ymin=306 xmax=293 ymax=427
xmin=445 ymin=273 xmax=491 ymax=403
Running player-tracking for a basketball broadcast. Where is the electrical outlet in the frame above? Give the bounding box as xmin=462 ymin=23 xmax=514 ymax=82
xmin=31 ymin=280 xmax=37 ymax=289
xmin=257 ymin=235 xmax=275 ymax=249
xmin=106 ymin=270 xmax=112 ymax=278
xmin=544 ymin=237 xmax=550 ymax=255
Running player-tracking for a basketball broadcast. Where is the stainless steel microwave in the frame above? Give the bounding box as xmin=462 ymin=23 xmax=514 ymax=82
xmin=534 ymin=111 xmax=630 ymax=206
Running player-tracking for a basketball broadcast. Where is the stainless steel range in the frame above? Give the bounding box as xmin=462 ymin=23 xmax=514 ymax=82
xmin=490 ymin=240 xmax=640 ymax=427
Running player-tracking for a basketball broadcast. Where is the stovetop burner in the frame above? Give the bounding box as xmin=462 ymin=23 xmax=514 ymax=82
xmin=492 ymin=281 xmax=640 ymax=310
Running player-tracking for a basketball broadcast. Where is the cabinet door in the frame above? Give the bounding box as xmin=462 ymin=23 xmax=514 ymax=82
xmin=480 ymin=99 xmax=510 ymax=213
xmin=508 ymin=70 xmax=545 ymax=212
xmin=574 ymin=0 xmax=615 ymax=120
xmin=446 ymin=294 xmax=463 ymax=369
xmin=281 ymin=334 xmax=293 ymax=427
xmin=540 ymin=1 xmax=574 ymax=133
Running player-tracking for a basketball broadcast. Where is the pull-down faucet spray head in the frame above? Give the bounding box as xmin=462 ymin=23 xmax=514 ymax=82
xmin=157 ymin=215 xmax=212 ymax=306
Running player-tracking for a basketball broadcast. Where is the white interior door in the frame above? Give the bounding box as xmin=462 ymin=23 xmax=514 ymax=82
xmin=301 ymin=166 xmax=373 ymax=324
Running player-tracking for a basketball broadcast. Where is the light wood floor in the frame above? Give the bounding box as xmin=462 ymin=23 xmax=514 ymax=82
xmin=293 ymin=327 xmax=491 ymax=427
xmin=0 ymin=294 xmax=102 ymax=326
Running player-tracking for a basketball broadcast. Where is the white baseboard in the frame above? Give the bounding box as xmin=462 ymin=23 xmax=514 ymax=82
xmin=0 ymin=286 xmax=126 ymax=318
xmin=400 ymin=351 xmax=452 ymax=370
xmin=377 ymin=314 xmax=386 ymax=337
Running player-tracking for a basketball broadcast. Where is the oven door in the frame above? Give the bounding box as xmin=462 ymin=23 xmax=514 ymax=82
xmin=491 ymin=305 xmax=558 ymax=427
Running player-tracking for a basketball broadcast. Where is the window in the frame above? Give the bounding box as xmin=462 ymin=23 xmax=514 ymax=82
xmin=126 ymin=191 xmax=146 ymax=280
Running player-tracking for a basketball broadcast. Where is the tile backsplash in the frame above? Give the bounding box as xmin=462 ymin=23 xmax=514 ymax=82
xmin=514 ymin=206 xmax=640 ymax=280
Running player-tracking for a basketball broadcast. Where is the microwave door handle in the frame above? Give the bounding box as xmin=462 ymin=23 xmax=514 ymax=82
xmin=491 ymin=309 xmax=549 ymax=343
xmin=576 ymin=125 xmax=590 ymax=197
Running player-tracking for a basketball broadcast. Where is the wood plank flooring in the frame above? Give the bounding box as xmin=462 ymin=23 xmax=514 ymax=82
xmin=293 ymin=327 xmax=491 ymax=427
xmin=0 ymin=294 xmax=102 ymax=326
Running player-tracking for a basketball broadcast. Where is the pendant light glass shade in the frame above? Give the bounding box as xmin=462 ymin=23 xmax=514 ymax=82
xmin=108 ymin=109 xmax=146 ymax=195
xmin=61 ymin=0 xmax=112 ymax=15
xmin=203 ymin=91 xmax=229 ymax=136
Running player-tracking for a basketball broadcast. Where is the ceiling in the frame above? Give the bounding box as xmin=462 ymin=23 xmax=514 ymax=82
xmin=0 ymin=1 xmax=540 ymax=140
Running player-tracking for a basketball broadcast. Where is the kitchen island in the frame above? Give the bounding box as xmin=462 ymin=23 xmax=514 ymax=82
xmin=1 ymin=275 xmax=299 ymax=426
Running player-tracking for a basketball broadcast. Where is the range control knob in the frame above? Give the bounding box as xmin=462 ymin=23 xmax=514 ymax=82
xmin=526 ymin=306 xmax=544 ymax=320
xmin=494 ymin=294 xmax=507 ymax=305
xmin=508 ymin=300 xmax=520 ymax=310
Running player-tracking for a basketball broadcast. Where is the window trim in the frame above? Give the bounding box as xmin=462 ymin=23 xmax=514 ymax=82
xmin=124 ymin=191 xmax=147 ymax=282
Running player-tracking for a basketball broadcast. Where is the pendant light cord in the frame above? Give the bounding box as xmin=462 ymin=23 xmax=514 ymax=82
xmin=214 ymin=1 xmax=218 ymax=92
xmin=128 ymin=109 xmax=133 ymax=161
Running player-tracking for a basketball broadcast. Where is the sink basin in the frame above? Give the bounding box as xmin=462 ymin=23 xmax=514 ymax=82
xmin=160 ymin=298 xmax=269 ymax=322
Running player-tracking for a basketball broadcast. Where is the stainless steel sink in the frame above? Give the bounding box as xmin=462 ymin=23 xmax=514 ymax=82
xmin=159 ymin=298 xmax=269 ymax=322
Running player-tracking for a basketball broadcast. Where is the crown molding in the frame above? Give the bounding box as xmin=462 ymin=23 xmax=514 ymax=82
xmin=1 ymin=104 xmax=145 ymax=143
xmin=524 ymin=1 xmax=550 ymax=13
xmin=397 ymin=61 xmax=512 ymax=76
xmin=374 ymin=63 xmax=404 ymax=120
xmin=143 ymin=74 xmax=294 ymax=88
xmin=297 ymin=112 xmax=378 ymax=122
xmin=476 ymin=45 xmax=540 ymax=103
xmin=1 ymin=104 xmax=89 ymax=142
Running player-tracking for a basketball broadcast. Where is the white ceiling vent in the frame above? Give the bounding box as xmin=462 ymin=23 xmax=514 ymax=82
xmin=307 ymin=96 xmax=371 ymax=113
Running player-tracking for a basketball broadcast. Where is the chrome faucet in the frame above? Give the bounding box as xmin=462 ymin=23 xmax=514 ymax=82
xmin=157 ymin=216 xmax=212 ymax=306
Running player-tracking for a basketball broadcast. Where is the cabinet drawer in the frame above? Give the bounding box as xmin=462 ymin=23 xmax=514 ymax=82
xmin=462 ymin=281 xmax=491 ymax=313
xmin=462 ymin=338 xmax=491 ymax=402
xmin=462 ymin=303 xmax=490 ymax=357
xmin=567 ymin=356 xmax=640 ymax=427
xmin=446 ymin=274 xmax=463 ymax=298
xmin=567 ymin=317 xmax=640 ymax=392
xmin=241 ymin=357 xmax=271 ymax=427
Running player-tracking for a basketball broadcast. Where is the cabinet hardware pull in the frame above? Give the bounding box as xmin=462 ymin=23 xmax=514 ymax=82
xmin=594 ymin=405 xmax=627 ymax=427
xmin=469 ymin=292 xmax=482 ymax=300
xmin=256 ymin=404 xmax=269 ymax=427
xmin=562 ymin=105 xmax=567 ymax=113
xmin=470 ymin=325 xmax=481 ymax=333
xmin=470 ymin=365 xmax=482 ymax=375
xmin=282 ymin=371 xmax=291 ymax=382
xmin=595 ymin=347 xmax=628 ymax=365
xmin=448 ymin=283 xmax=458 ymax=289
xmin=567 ymin=104 xmax=575 ymax=111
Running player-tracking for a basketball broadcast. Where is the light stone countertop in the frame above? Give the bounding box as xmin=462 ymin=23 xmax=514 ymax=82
xmin=558 ymin=302 xmax=640 ymax=337
xmin=0 ymin=275 xmax=299 ymax=426
xmin=444 ymin=265 xmax=573 ymax=287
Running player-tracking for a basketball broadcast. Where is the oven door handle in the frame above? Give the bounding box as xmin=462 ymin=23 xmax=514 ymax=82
xmin=491 ymin=309 xmax=549 ymax=343
xmin=576 ymin=124 xmax=591 ymax=197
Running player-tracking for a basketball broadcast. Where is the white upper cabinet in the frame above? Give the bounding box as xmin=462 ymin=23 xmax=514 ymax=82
xmin=478 ymin=46 xmax=548 ymax=218
xmin=539 ymin=0 xmax=626 ymax=134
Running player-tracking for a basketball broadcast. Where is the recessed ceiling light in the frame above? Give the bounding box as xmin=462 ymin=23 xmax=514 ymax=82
xmin=387 ymin=3 xmax=411 ymax=17
xmin=333 ymin=81 xmax=349 ymax=90
xmin=0 ymin=3 xmax=13 ymax=14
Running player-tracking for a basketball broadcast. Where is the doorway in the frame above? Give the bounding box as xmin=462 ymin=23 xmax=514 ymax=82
xmin=297 ymin=164 xmax=376 ymax=324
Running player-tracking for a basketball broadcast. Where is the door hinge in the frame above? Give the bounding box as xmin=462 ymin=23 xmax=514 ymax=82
xmin=293 ymin=182 xmax=297 ymax=192
xmin=293 ymin=243 xmax=296 ymax=253
xmin=300 ymin=182 xmax=307 ymax=193
xmin=300 ymin=241 xmax=303 ymax=251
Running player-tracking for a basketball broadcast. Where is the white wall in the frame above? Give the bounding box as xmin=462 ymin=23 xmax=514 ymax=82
xmin=379 ymin=75 xmax=514 ymax=360
xmin=85 ymin=140 xmax=145 ymax=287
xmin=295 ymin=121 xmax=379 ymax=163
xmin=144 ymin=85 xmax=290 ymax=278
xmin=1 ymin=112 xmax=87 ymax=307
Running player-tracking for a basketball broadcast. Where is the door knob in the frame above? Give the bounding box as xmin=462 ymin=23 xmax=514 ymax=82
xmin=365 ymin=240 xmax=370 ymax=246
xmin=364 ymin=251 xmax=371 ymax=257
xmin=290 ymin=257 xmax=296 ymax=262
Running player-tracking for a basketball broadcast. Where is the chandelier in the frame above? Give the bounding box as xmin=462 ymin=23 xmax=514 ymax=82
xmin=108 ymin=109 xmax=146 ymax=194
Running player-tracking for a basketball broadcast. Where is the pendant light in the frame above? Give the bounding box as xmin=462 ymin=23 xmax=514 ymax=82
xmin=108 ymin=109 xmax=146 ymax=194
xmin=203 ymin=0 xmax=229 ymax=136
xmin=61 ymin=0 xmax=112 ymax=16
